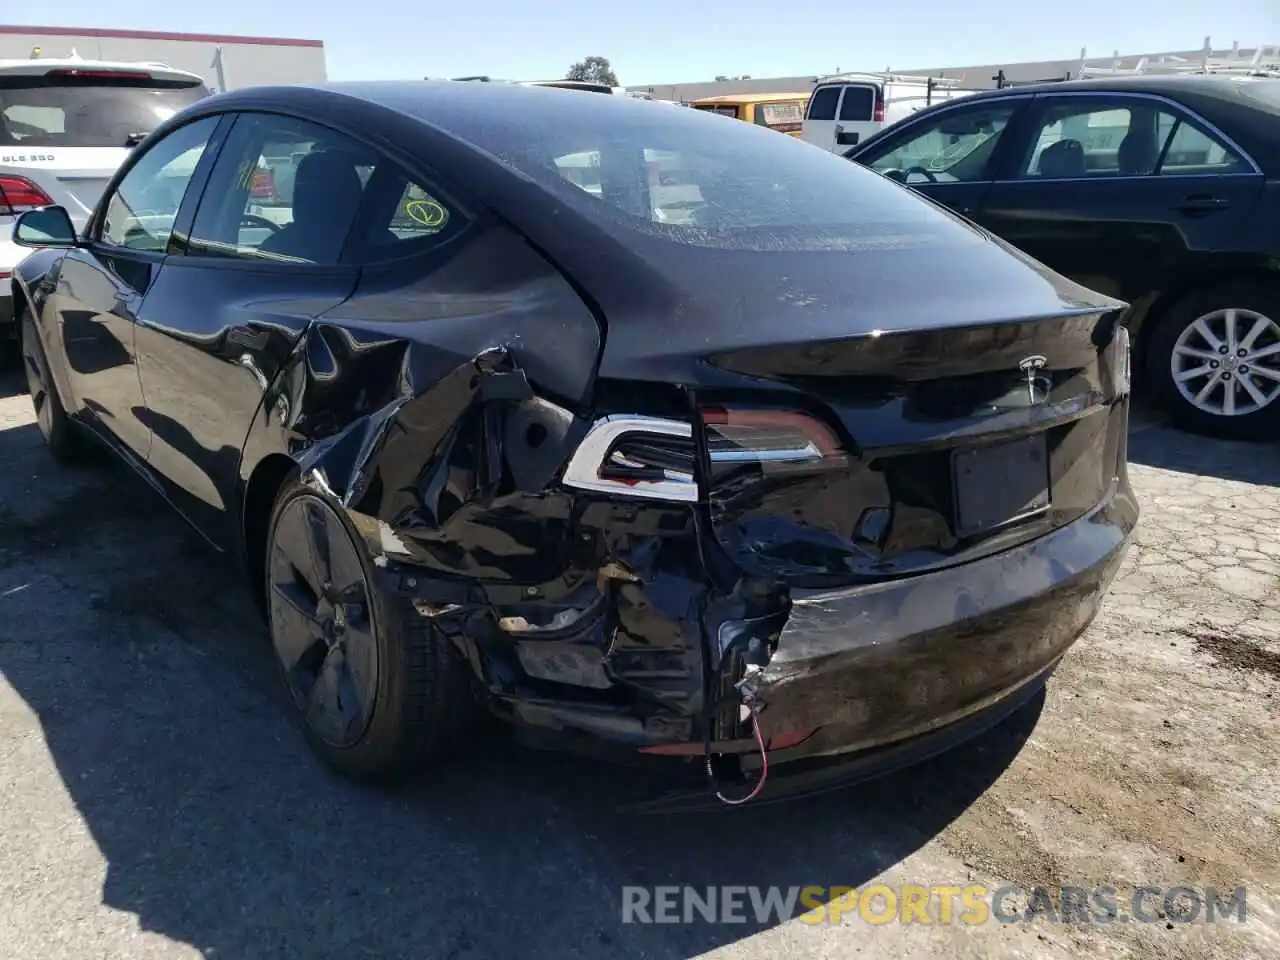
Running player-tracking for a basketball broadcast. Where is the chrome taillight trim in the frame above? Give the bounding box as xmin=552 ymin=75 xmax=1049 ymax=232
xmin=560 ymin=415 xmax=698 ymax=502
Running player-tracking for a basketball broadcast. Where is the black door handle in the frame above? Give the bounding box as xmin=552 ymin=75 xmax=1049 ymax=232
xmin=1175 ymin=195 xmax=1231 ymax=214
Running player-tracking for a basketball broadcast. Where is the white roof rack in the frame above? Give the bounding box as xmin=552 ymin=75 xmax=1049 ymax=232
xmin=1075 ymin=38 xmax=1280 ymax=79
xmin=813 ymin=71 xmax=963 ymax=87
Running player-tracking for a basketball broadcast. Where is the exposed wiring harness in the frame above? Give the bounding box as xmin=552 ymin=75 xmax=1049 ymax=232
xmin=705 ymin=665 xmax=769 ymax=806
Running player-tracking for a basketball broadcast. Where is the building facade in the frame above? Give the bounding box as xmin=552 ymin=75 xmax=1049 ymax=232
xmin=0 ymin=24 xmax=326 ymax=90
xmin=626 ymin=43 xmax=1273 ymax=103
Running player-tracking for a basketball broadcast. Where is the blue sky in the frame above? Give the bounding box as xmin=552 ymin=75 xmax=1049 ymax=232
xmin=5 ymin=1 xmax=1277 ymax=84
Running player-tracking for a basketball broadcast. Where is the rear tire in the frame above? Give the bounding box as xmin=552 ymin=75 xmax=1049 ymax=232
xmin=1145 ymin=280 xmax=1280 ymax=442
xmin=264 ymin=480 xmax=479 ymax=783
xmin=20 ymin=306 xmax=89 ymax=462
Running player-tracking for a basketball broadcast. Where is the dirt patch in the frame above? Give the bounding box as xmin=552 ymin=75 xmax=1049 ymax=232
xmin=1184 ymin=626 xmax=1280 ymax=679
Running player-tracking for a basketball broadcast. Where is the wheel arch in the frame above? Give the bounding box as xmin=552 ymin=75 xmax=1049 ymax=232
xmin=9 ymin=278 xmax=26 ymax=347
xmin=240 ymin=452 xmax=300 ymax=618
xmin=1130 ymin=262 xmax=1280 ymax=357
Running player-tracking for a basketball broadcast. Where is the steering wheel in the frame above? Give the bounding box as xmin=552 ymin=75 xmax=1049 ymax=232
xmin=903 ymin=166 xmax=939 ymax=183
xmin=240 ymin=214 xmax=281 ymax=233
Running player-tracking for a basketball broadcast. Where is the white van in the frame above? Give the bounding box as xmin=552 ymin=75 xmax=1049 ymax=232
xmin=800 ymin=73 xmax=979 ymax=155
xmin=2 ymin=53 xmax=211 ymax=337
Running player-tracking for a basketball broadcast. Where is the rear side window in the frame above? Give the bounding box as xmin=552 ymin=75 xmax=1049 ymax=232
xmin=806 ymin=86 xmax=841 ymax=120
xmin=0 ymin=73 xmax=208 ymax=148
xmin=186 ymin=112 xmax=461 ymax=265
xmin=838 ymin=85 xmax=876 ymax=121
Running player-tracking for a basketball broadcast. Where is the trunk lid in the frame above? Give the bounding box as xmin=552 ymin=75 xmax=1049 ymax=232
xmin=599 ymin=235 xmax=1130 ymax=588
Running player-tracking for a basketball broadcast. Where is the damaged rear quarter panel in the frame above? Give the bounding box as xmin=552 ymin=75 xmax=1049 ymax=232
xmin=237 ymin=219 xmax=717 ymax=744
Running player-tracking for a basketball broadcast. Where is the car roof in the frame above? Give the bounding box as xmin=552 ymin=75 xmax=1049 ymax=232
xmin=199 ymin=79 xmax=712 ymax=138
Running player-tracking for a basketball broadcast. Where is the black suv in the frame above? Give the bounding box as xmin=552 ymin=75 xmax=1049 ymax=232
xmin=846 ymin=75 xmax=1280 ymax=441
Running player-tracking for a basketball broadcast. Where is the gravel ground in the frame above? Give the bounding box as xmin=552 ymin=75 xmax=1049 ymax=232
xmin=0 ymin=367 xmax=1277 ymax=960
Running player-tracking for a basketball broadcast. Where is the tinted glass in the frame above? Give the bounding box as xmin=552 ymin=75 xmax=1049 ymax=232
xmin=343 ymin=168 xmax=462 ymax=263
xmin=1018 ymin=99 xmax=1250 ymax=179
xmin=865 ymin=105 xmax=1015 ymax=183
xmin=461 ymin=96 xmax=971 ymax=251
xmin=98 ymin=115 xmax=220 ymax=251
xmin=0 ymin=77 xmax=208 ymax=148
xmin=806 ymin=86 xmax=840 ymax=120
xmin=838 ymin=86 xmax=876 ymax=121
xmin=1155 ymin=113 xmax=1247 ymax=174
xmin=187 ymin=112 xmax=459 ymax=264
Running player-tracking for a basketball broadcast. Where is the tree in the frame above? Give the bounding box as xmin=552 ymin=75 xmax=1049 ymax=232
xmin=566 ymin=56 xmax=619 ymax=86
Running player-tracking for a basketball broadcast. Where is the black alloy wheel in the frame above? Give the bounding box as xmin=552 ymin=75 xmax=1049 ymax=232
xmin=264 ymin=480 xmax=478 ymax=782
xmin=268 ymin=491 xmax=381 ymax=749
xmin=20 ymin=307 xmax=86 ymax=462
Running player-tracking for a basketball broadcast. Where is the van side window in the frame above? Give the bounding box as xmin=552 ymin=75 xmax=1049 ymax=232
xmin=806 ymin=86 xmax=841 ymax=121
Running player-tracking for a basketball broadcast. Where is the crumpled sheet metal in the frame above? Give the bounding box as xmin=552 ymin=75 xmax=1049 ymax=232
xmin=274 ymin=330 xmax=720 ymax=740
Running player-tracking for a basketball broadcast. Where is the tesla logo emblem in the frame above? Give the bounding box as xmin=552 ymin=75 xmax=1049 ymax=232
xmin=1018 ymin=355 xmax=1050 ymax=405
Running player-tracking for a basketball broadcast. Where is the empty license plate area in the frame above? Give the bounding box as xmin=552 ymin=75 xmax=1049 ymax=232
xmin=952 ymin=434 xmax=1050 ymax=538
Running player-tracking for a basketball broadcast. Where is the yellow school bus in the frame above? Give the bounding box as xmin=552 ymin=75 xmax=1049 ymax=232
xmin=689 ymin=93 xmax=809 ymax=136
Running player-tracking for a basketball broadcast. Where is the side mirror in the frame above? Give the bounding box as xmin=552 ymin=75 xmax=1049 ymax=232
xmin=13 ymin=206 xmax=78 ymax=248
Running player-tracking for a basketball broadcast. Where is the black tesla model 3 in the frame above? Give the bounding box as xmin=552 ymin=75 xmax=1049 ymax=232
xmin=9 ymin=81 xmax=1138 ymax=807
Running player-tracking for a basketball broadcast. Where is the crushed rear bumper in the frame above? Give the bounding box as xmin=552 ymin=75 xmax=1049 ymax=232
xmin=631 ymin=484 xmax=1138 ymax=809
xmin=622 ymin=657 xmax=1053 ymax=813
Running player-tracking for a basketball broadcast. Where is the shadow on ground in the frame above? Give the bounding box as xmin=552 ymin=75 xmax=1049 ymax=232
xmin=0 ymin=360 xmax=25 ymax=400
xmin=1127 ymin=419 xmax=1280 ymax=486
xmin=0 ymin=396 xmax=1044 ymax=959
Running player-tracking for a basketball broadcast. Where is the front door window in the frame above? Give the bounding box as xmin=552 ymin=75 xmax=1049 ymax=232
xmin=863 ymin=105 xmax=1017 ymax=184
xmin=97 ymin=116 xmax=221 ymax=252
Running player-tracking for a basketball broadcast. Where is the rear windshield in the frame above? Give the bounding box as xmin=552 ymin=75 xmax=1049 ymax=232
xmin=0 ymin=77 xmax=209 ymax=148
xmin=452 ymin=93 xmax=975 ymax=251
xmin=1234 ymin=78 xmax=1280 ymax=111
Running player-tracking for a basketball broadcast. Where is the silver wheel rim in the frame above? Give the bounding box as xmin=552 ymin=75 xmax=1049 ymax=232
xmin=1171 ymin=307 xmax=1280 ymax=417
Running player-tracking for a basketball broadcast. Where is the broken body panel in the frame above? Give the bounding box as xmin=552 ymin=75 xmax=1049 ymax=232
xmin=234 ymin=210 xmax=1136 ymax=783
xmin=14 ymin=83 xmax=1138 ymax=795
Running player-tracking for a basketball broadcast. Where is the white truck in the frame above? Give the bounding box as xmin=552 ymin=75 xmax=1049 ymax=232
xmin=800 ymin=72 xmax=980 ymax=155
xmin=2 ymin=51 xmax=211 ymax=340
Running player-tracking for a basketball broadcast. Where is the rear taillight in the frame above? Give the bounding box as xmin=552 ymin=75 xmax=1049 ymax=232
xmin=249 ymin=169 xmax=276 ymax=199
xmin=702 ymin=407 xmax=846 ymax=471
xmin=0 ymin=176 xmax=55 ymax=216
xmin=873 ymin=96 xmax=885 ymax=123
xmin=45 ymin=68 xmax=153 ymax=81
xmin=560 ymin=408 xmax=848 ymax=503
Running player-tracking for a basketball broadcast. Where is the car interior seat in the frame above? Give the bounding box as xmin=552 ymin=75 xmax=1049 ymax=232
xmin=1117 ymin=131 xmax=1159 ymax=176
xmin=257 ymin=150 xmax=368 ymax=262
xmin=1037 ymin=139 xmax=1086 ymax=179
